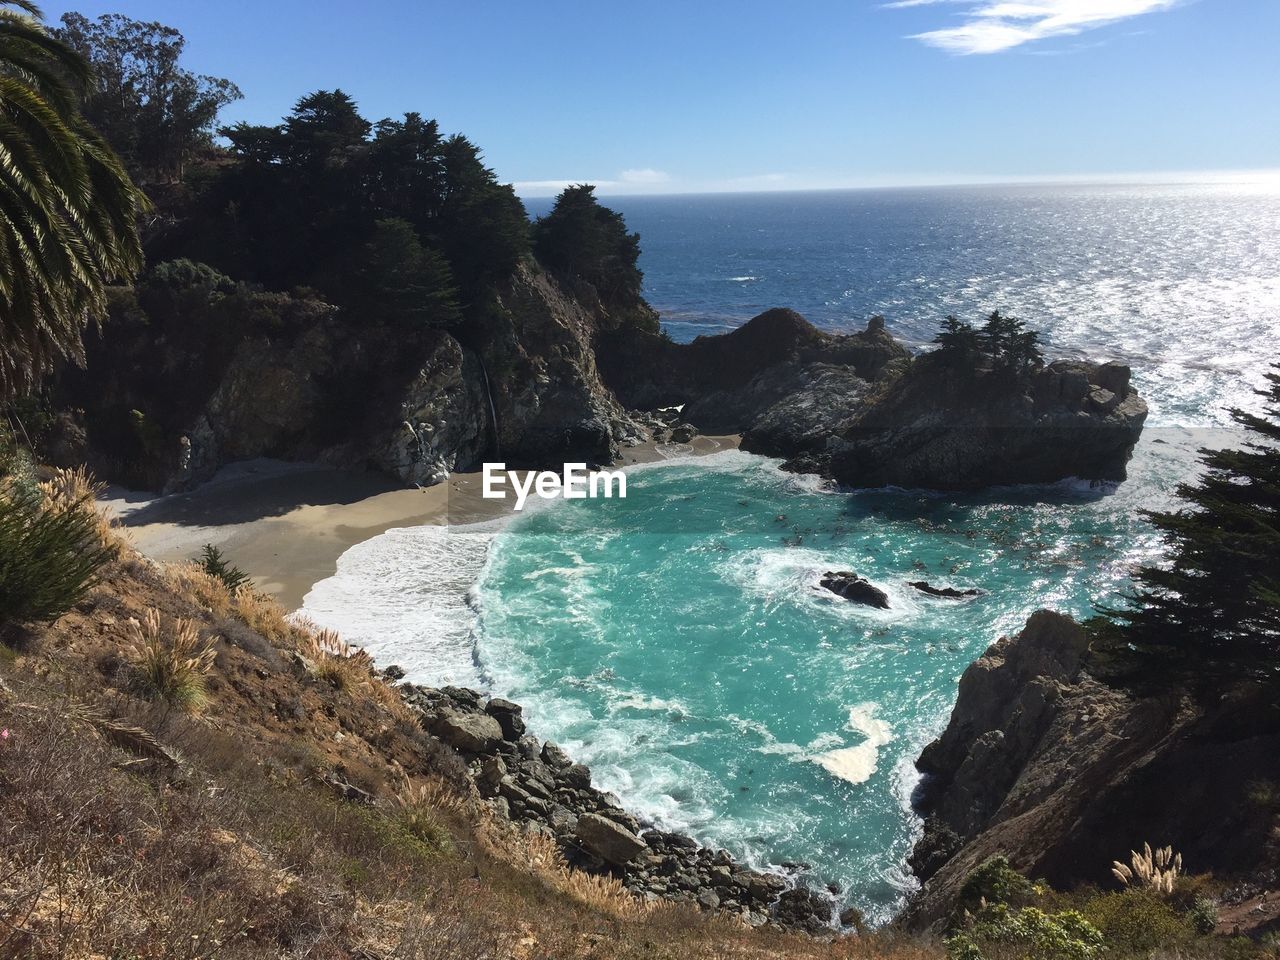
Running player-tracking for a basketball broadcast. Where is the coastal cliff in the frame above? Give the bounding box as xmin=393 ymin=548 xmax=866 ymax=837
xmin=59 ymin=262 xmax=640 ymax=491
xmin=903 ymin=610 xmax=1280 ymax=931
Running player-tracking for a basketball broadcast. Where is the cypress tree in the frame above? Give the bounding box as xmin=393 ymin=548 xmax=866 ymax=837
xmin=1103 ymin=367 xmax=1280 ymax=686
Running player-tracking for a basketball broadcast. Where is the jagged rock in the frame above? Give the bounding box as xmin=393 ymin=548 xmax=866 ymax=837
xmin=903 ymin=610 xmax=1280 ymax=931
xmin=575 ymin=813 xmax=648 ymax=866
xmin=377 ymin=332 xmax=487 ymax=486
xmin=476 ymin=756 xmax=506 ymax=798
xmin=747 ymin=872 xmax=788 ymax=902
xmin=561 ymin=762 xmax=592 ymax=789
xmin=773 ymin=887 xmax=833 ymax=931
xmin=485 ymin=697 xmax=525 ymax=740
xmin=541 ymin=741 xmax=572 ymax=770
xmin=431 ymin=709 xmax=503 ymax=754
xmin=819 ymin=571 xmax=890 ymax=608
xmin=908 ymin=581 xmax=984 ymax=599
xmin=827 ymin=357 xmax=1147 ymax=490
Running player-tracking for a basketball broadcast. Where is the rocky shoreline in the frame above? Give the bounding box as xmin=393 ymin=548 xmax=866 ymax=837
xmin=393 ymin=680 xmax=854 ymax=934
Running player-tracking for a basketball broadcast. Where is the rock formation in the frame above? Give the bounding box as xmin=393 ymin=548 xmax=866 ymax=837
xmin=597 ymin=309 xmax=1147 ymax=490
xmin=902 ymin=610 xmax=1280 ymax=930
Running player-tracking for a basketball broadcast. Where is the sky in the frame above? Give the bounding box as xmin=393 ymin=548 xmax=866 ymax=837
xmin=39 ymin=0 xmax=1280 ymax=196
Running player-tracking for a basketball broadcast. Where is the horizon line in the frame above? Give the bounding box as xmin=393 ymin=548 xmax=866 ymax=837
xmin=512 ymin=167 xmax=1280 ymax=200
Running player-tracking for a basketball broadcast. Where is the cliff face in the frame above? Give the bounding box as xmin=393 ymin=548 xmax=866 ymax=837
xmin=468 ymin=263 xmax=642 ymax=471
xmin=903 ymin=611 xmax=1280 ymax=931
xmin=75 ymin=263 xmax=640 ymax=492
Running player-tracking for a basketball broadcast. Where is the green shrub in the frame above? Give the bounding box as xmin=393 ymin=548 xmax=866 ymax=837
xmin=954 ymin=856 xmax=1038 ymax=921
xmin=948 ymin=905 xmax=1103 ymax=960
xmin=197 ymin=544 xmax=250 ymax=591
xmin=0 ymin=481 xmax=111 ymax=629
xmin=1186 ymin=895 xmax=1219 ymax=935
xmin=1080 ymin=889 xmax=1194 ymax=953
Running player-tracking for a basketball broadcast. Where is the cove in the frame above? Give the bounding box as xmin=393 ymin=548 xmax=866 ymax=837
xmin=469 ymin=447 xmax=1174 ymax=924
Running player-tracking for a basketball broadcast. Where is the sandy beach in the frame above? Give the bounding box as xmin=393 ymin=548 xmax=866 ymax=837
xmin=103 ymin=435 xmax=740 ymax=610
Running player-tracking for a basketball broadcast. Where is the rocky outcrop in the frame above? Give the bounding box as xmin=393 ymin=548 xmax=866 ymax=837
xmin=376 ymin=333 xmax=488 ymax=486
xmin=827 ymin=357 xmax=1148 ymax=490
xmin=398 ymin=683 xmax=838 ymax=931
xmin=468 ymin=263 xmax=644 ymax=470
xmin=903 ymin=611 xmax=1280 ymax=931
xmin=598 ymin=309 xmax=1146 ymax=490
xmin=103 ymin=261 xmax=645 ymax=492
xmin=599 ymin=309 xmax=908 ymax=424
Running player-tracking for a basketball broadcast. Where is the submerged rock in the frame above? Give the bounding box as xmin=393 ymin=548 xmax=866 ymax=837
xmin=819 ymin=571 xmax=891 ymax=608
xmin=908 ymin=581 xmax=984 ymax=599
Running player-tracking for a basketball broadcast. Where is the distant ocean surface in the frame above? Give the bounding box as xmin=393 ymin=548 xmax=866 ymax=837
xmin=304 ymin=182 xmax=1280 ymax=925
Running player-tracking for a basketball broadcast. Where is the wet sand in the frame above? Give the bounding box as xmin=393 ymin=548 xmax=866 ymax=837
xmin=102 ymin=435 xmax=741 ymax=610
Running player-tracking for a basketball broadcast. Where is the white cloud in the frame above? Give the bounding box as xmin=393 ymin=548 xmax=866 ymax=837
xmin=898 ymin=0 xmax=1179 ymax=54
xmin=510 ymin=179 xmax=608 ymax=195
xmin=512 ymin=169 xmax=674 ymax=196
xmin=619 ymin=168 xmax=671 ymax=184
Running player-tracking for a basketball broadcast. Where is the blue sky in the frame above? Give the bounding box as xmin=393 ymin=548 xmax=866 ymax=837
xmin=40 ymin=0 xmax=1280 ymax=195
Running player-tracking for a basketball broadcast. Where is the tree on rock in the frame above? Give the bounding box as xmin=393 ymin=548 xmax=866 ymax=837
xmin=1103 ymin=366 xmax=1280 ymax=687
xmin=352 ymin=219 xmax=461 ymax=332
xmin=930 ymin=312 xmax=1043 ymax=379
xmin=532 ymin=185 xmax=655 ymax=332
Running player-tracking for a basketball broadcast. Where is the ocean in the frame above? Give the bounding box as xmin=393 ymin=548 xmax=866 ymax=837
xmin=302 ymin=181 xmax=1280 ymax=925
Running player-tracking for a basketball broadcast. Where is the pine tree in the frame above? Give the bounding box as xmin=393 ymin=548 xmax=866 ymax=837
xmin=1104 ymin=367 xmax=1280 ymax=686
xmin=932 ymin=316 xmax=980 ymax=367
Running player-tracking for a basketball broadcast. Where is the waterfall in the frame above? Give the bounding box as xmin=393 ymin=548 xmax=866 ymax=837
xmin=477 ymin=356 xmax=500 ymax=457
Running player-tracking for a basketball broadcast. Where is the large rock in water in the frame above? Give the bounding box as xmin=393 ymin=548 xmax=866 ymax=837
xmin=819 ymin=572 xmax=890 ymax=608
xmin=828 ymin=357 xmax=1148 ymax=490
xmin=597 ymin=310 xmax=1146 ymax=490
xmin=575 ymin=813 xmax=648 ymax=865
xmin=902 ymin=611 xmax=1280 ymax=931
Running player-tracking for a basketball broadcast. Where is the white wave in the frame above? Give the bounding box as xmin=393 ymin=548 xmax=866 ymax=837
xmin=300 ymin=518 xmax=507 ymax=688
xmin=813 ymin=703 xmax=894 ymax=786
xmin=610 ymin=692 xmax=690 ymax=716
xmin=727 ymin=275 xmax=759 ymax=282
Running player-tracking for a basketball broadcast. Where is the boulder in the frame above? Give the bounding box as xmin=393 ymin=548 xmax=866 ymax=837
xmin=432 ymin=709 xmax=503 ymax=753
xmin=819 ymin=571 xmax=890 ymax=608
xmin=541 ymin=740 xmax=572 ymax=770
xmin=485 ymin=697 xmax=526 ymax=740
xmin=575 ymin=813 xmax=648 ymax=866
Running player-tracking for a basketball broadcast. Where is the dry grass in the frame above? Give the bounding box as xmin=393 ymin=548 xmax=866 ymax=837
xmin=124 ymin=608 xmax=217 ymax=712
xmin=233 ymin=583 xmax=299 ymax=647
xmin=1113 ymin=843 xmax=1184 ymax=895
xmin=38 ymin=464 xmax=127 ymax=555
xmin=169 ymin=560 xmax=235 ymax=618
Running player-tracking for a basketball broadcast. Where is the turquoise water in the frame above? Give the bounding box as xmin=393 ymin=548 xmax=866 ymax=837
xmin=305 ymin=181 xmax=1280 ymax=926
xmin=471 ymin=447 xmax=1178 ymax=924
